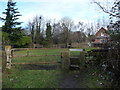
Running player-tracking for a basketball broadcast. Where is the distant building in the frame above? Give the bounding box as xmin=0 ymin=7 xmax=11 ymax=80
xmin=92 ymin=26 xmax=110 ymax=47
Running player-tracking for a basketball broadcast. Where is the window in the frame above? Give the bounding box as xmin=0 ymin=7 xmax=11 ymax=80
xmin=101 ymin=32 xmax=104 ymax=36
xmin=100 ymin=39 xmax=106 ymax=43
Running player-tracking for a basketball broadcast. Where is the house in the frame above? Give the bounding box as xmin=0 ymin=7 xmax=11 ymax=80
xmin=92 ymin=26 xmax=110 ymax=47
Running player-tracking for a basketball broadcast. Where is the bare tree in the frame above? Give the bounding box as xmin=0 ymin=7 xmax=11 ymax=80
xmin=28 ymin=21 xmax=35 ymax=43
xmin=27 ymin=15 xmax=44 ymax=45
xmin=34 ymin=16 xmax=41 ymax=44
xmin=85 ymin=22 xmax=96 ymax=43
xmin=52 ymin=22 xmax=62 ymax=44
xmin=59 ymin=17 xmax=74 ymax=47
xmin=92 ymin=0 xmax=117 ymax=17
xmin=73 ymin=21 xmax=86 ymax=43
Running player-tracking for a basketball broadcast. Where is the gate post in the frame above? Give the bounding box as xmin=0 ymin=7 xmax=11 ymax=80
xmin=5 ymin=46 xmax=12 ymax=69
xmin=61 ymin=51 xmax=70 ymax=70
xmin=79 ymin=51 xmax=85 ymax=67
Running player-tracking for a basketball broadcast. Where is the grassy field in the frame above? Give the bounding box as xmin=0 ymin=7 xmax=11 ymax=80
xmin=12 ymin=49 xmax=63 ymax=64
xmin=3 ymin=48 xmax=65 ymax=88
xmin=3 ymin=68 xmax=61 ymax=88
xmin=12 ymin=56 xmax=61 ymax=63
xmin=14 ymin=48 xmax=64 ymax=56
xmin=2 ymin=47 xmax=108 ymax=88
xmin=12 ymin=48 xmax=85 ymax=63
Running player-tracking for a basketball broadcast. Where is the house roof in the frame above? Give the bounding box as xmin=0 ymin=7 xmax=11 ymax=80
xmin=95 ymin=27 xmax=109 ymax=37
xmin=95 ymin=27 xmax=106 ymax=36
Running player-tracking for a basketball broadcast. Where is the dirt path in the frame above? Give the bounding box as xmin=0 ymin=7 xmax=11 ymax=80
xmin=59 ymin=69 xmax=89 ymax=88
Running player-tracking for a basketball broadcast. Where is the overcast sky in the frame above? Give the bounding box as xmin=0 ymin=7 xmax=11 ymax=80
xmin=0 ymin=0 xmax=114 ymax=28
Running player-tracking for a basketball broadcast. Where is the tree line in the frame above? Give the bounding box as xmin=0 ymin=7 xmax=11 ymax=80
xmin=1 ymin=0 xmax=109 ymax=48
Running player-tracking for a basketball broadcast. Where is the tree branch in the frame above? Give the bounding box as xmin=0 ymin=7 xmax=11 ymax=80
xmin=93 ymin=2 xmax=116 ymax=18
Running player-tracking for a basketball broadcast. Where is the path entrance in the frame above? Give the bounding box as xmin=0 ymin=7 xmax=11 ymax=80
xmin=59 ymin=69 xmax=88 ymax=88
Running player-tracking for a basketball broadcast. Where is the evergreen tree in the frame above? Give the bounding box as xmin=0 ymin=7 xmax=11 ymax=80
xmin=2 ymin=0 xmax=23 ymax=46
xmin=46 ymin=23 xmax=52 ymax=44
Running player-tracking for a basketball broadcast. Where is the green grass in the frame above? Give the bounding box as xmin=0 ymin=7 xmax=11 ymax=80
xmin=14 ymin=48 xmax=96 ymax=56
xmin=84 ymin=47 xmax=98 ymax=51
xmin=71 ymin=47 xmax=97 ymax=52
xmin=3 ymin=47 xmax=106 ymax=88
xmin=14 ymin=49 xmax=63 ymax=56
xmin=12 ymin=49 xmax=63 ymax=63
xmin=3 ymin=48 xmax=63 ymax=88
xmin=12 ymin=48 xmax=87 ymax=63
xmin=2 ymin=68 xmax=61 ymax=88
xmin=12 ymin=56 xmax=61 ymax=63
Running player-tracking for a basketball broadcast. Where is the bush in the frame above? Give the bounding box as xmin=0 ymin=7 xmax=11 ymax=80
xmin=87 ymin=48 xmax=120 ymax=88
xmin=13 ymin=36 xmax=32 ymax=48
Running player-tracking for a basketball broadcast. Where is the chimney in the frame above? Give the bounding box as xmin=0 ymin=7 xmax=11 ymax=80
xmin=8 ymin=0 xmax=13 ymax=3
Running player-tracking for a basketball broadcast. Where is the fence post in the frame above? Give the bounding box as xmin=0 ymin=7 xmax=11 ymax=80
xmin=61 ymin=51 xmax=70 ymax=70
xmin=27 ymin=48 xmax=29 ymax=56
xmin=5 ymin=46 xmax=12 ymax=69
xmin=79 ymin=51 xmax=85 ymax=67
xmin=11 ymin=49 xmax=14 ymax=57
xmin=45 ymin=48 xmax=47 ymax=56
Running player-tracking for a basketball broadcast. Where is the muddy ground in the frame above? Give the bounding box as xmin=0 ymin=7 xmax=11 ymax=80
xmin=59 ymin=69 xmax=88 ymax=88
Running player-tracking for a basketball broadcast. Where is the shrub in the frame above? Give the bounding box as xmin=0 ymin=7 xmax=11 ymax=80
xmin=13 ymin=36 xmax=32 ymax=48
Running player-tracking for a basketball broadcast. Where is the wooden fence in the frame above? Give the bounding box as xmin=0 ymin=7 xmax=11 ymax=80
xmin=12 ymin=48 xmax=66 ymax=58
xmin=5 ymin=46 xmax=66 ymax=69
xmin=4 ymin=46 xmax=86 ymax=70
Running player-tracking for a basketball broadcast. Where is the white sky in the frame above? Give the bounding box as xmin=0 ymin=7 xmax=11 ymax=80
xmin=0 ymin=0 xmax=114 ymax=28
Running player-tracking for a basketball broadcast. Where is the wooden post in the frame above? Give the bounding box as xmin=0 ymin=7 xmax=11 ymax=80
xmin=45 ymin=48 xmax=47 ymax=56
xmin=61 ymin=51 xmax=70 ymax=70
xmin=79 ymin=51 xmax=85 ymax=67
xmin=27 ymin=48 xmax=29 ymax=56
xmin=11 ymin=49 xmax=14 ymax=57
xmin=5 ymin=46 xmax=12 ymax=69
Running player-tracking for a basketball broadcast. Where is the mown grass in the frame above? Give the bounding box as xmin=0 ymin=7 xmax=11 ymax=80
xmin=12 ymin=49 xmax=63 ymax=63
xmin=12 ymin=56 xmax=61 ymax=63
xmin=3 ymin=48 xmax=63 ymax=88
xmin=13 ymin=48 xmax=96 ymax=56
xmin=12 ymin=48 xmax=86 ymax=63
xmin=14 ymin=49 xmax=63 ymax=56
xmin=2 ymin=68 xmax=61 ymax=88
